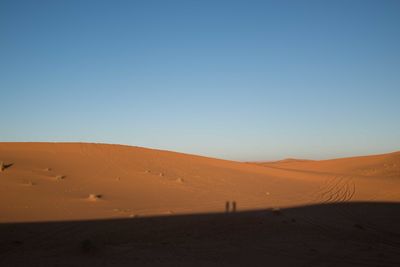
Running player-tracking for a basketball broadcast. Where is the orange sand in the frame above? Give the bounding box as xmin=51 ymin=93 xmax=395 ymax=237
xmin=1 ymin=142 xmax=399 ymax=222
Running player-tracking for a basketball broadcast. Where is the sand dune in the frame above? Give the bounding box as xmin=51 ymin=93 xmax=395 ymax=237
xmin=0 ymin=142 xmax=399 ymax=222
xmin=1 ymin=143 xmax=400 ymax=266
xmin=258 ymin=151 xmax=400 ymax=178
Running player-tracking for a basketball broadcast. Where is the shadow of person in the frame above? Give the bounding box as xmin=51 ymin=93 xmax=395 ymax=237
xmin=232 ymin=201 xmax=237 ymax=212
xmin=225 ymin=201 xmax=230 ymax=213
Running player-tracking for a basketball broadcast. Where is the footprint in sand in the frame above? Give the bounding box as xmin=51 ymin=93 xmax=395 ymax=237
xmin=55 ymin=175 xmax=66 ymax=181
xmin=22 ymin=181 xmax=36 ymax=186
xmin=175 ymin=178 xmax=184 ymax=183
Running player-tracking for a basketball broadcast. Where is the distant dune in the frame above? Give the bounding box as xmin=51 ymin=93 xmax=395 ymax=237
xmin=0 ymin=142 xmax=399 ymax=222
xmin=257 ymin=151 xmax=400 ymax=178
xmin=1 ymin=143 xmax=400 ymax=266
xmin=256 ymin=158 xmax=314 ymax=164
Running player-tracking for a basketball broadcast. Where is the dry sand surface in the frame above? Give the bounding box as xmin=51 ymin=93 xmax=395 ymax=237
xmin=0 ymin=142 xmax=399 ymax=266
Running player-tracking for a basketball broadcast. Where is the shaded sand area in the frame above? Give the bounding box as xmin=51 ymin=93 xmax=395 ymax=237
xmin=1 ymin=203 xmax=400 ymax=266
xmin=0 ymin=143 xmax=399 ymax=266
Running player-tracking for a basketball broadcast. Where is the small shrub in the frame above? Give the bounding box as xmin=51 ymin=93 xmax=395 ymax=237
xmin=0 ymin=162 xmax=13 ymax=171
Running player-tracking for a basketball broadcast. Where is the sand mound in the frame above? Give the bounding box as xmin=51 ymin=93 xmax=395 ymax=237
xmin=175 ymin=178 xmax=184 ymax=183
xmin=87 ymin=194 xmax=102 ymax=201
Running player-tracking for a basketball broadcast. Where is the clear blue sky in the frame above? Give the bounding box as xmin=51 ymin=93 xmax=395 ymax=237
xmin=1 ymin=0 xmax=399 ymax=161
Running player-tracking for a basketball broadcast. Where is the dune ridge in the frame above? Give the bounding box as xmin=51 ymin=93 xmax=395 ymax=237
xmin=0 ymin=142 xmax=399 ymax=222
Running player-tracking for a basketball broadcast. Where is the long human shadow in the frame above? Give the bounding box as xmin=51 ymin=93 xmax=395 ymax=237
xmin=1 ymin=202 xmax=400 ymax=266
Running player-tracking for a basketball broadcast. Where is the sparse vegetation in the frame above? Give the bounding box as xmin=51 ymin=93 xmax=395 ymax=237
xmin=0 ymin=162 xmax=13 ymax=171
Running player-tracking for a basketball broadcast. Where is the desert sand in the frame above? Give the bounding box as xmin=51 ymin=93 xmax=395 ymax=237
xmin=0 ymin=142 xmax=399 ymax=266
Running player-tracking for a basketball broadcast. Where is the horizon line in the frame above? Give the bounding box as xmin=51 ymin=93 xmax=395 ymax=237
xmin=1 ymin=141 xmax=399 ymax=163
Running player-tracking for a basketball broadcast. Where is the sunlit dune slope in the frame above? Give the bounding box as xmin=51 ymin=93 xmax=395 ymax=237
xmin=258 ymin=151 xmax=400 ymax=178
xmin=0 ymin=143 xmax=399 ymax=222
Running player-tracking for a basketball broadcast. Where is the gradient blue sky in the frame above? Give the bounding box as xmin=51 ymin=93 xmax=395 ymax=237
xmin=1 ymin=0 xmax=399 ymax=161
